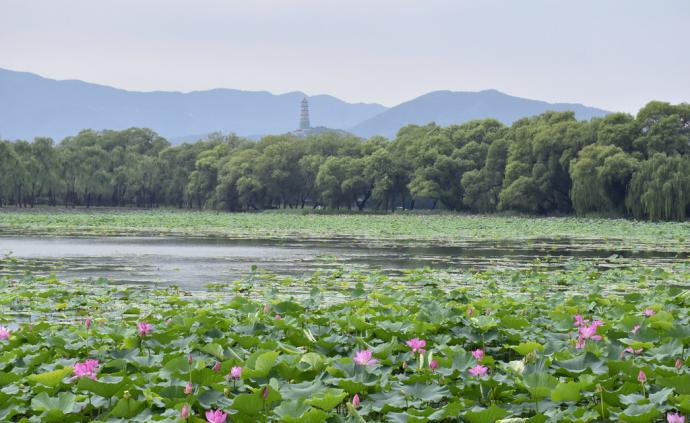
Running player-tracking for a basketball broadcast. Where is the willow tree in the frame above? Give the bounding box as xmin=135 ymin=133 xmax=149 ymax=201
xmin=570 ymin=145 xmax=638 ymax=215
xmin=626 ymin=154 xmax=690 ymax=221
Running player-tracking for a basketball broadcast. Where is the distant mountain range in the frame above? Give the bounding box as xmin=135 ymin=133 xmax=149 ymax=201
xmin=0 ymin=68 xmax=610 ymax=142
xmin=351 ymin=89 xmax=610 ymax=139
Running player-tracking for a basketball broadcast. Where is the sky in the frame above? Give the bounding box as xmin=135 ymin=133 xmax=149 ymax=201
xmin=1 ymin=0 xmax=689 ymax=112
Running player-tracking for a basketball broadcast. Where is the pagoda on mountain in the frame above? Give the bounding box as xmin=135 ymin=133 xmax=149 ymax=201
xmin=300 ymin=96 xmax=311 ymax=129
xmin=290 ymin=96 xmax=351 ymax=138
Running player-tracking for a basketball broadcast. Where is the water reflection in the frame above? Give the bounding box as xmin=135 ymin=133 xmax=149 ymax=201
xmin=0 ymin=235 xmax=687 ymax=289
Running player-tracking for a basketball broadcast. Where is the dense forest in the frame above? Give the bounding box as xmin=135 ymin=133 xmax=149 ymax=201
xmin=0 ymin=101 xmax=689 ymax=221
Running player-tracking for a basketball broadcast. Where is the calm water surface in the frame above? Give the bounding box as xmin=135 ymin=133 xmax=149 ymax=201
xmin=0 ymin=236 xmax=687 ymax=289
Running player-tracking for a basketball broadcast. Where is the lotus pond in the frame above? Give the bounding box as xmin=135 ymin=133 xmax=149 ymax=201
xmin=1 ymin=209 xmax=689 ymax=252
xmin=1 ymin=264 xmax=690 ymax=422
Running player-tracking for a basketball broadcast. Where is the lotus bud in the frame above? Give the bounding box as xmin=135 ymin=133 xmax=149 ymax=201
xmin=352 ymin=394 xmax=360 ymax=408
xmin=402 ymin=360 xmax=408 ymax=370
xmin=262 ymin=386 xmax=269 ymax=400
xmin=676 ymin=358 xmax=683 ymax=370
xmin=637 ymin=370 xmax=646 ymax=383
xmin=212 ymin=361 xmax=221 ymax=373
xmin=180 ymin=404 xmax=190 ymax=419
xmin=595 ymin=383 xmax=603 ymax=393
xmin=123 ymin=390 xmax=131 ymax=400
xmin=263 ymin=304 xmax=270 ymax=313
xmin=184 ymin=382 xmax=193 ymax=395
xmin=188 ymin=354 xmax=193 ymax=364
xmin=85 ymin=319 xmax=92 ymax=329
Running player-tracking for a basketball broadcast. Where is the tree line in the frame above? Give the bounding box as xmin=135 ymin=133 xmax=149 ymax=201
xmin=1 ymin=101 xmax=689 ymax=221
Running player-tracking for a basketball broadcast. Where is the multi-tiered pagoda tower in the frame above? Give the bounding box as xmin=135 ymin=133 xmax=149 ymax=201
xmin=299 ymin=97 xmax=311 ymax=129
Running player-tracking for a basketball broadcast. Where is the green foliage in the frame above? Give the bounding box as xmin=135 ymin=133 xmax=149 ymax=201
xmin=1 ymin=263 xmax=689 ymax=421
xmin=627 ymin=154 xmax=690 ymax=221
xmin=0 ymin=101 xmax=689 ymax=220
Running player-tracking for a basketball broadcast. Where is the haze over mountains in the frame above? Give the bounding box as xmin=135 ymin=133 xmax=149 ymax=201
xmin=0 ymin=68 xmax=610 ymax=142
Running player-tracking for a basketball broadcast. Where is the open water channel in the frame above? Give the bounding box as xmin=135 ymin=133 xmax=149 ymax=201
xmin=1 ymin=235 xmax=687 ymax=289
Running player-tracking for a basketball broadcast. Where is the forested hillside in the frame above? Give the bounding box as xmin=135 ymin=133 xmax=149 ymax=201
xmin=1 ymin=101 xmax=688 ymax=221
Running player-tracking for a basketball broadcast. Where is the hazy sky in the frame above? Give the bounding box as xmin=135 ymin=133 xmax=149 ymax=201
xmin=2 ymin=0 xmax=689 ymax=112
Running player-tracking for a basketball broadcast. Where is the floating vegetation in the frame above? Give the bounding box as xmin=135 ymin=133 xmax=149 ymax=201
xmin=1 ymin=264 xmax=689 ymax=422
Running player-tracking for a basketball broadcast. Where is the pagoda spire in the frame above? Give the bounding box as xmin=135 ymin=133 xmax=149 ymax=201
xmin=299 ymin=96 xmax=310 ymax=129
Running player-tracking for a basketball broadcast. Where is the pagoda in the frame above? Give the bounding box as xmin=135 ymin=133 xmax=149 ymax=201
xmin=300 ymin=97 xmax=311 ymax=129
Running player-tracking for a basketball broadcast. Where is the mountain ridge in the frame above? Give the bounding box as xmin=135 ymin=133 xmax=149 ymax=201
xmin=0 ymin=67 xmax=610 ymax=142
xmin=349 ymin=89 xmax=610 ymax=138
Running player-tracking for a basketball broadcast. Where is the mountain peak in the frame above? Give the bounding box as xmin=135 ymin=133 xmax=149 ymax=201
xmin=349 ymin=89 xmax=609 ymax=138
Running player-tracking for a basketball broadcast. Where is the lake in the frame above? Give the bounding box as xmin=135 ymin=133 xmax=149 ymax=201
xmin=1 ymin=235 xmax=687 ymax=289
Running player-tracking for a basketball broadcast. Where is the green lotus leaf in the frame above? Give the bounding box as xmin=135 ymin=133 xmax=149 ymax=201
xmin=244 ymin=350 xmax=280 ymax=379
xmin=463 ymin=405 xmax=509 ymax=423
xmin=76 ymin=376 xmax=128 ymax=398
xmin=399 ymin=383 xmax=450 ymax=402
xmin=656 ymin=374 xmax=690 ymax=394
xmin=109 ymin=397 xmax=146 ymax=418
xmin=200 ymin=342 xmax=225 ymax=360
xmin=553 ymin=352 xmax=607 ymax=375
xmin=523 ymin=372 xmax=558 ymax=399
xmin=619 ymin=402 xmax=660 ymax=423
xmin=305 ymin=388 xmax=347 ymax=411
xmin=551 ymin=381 xmax=581 ymax=402
xmin=30 ymin=391 xmax=76 ymax=414
xmin=512 ymin=342 xmax=544 ymax=356
xmin=27 ymin=367 xmax=73 ymax=388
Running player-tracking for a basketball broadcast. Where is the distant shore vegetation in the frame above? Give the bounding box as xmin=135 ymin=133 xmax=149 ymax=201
xmin=0 ymin=101 xmax=689 ymax=221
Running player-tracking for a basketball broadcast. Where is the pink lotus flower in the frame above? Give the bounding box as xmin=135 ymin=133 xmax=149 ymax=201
xmin=676 ymin=359 xmax=683 ymax=369
xmin=352 ymin=394 xmax=361 ymax=408
xmin=85 ymin=319 xmax=92 ymax=329
xmin=137 ymin=322 xmax=152 ymax=336
xmin=274 ymin=314 xmax=282 ymax=320
xmin=0 ymin=326 xmax=10 ymax=340
xmin=573 ymin=314 xmax=589 ymax=327
xmin=576 ymin=321 xmax=603 ymax=349
xmin=181 ymin=404 xmax=190 ymax=419
xmin=429 ymin=359 xmax=438 ymax=370
xmin=624 ymin=347 xmax=644 ymax=355
xmin=407 ymin=338 xmax=427 ymax=354
xmin=644 ymin=308 xmax=656 ymax=317
xmin=184 ymin=381 xmax=193 ymax=395
xmin=205 ymin=409 xmax=227 ymax=423
xmin=575 ymin=337 xmax=586 ymax=350
xmin=469 ymin=364 xmax=488 ymax=377
xmin=638 ymin=370 xmax=646 ymax=383
xmin=632 ymin=325 xmax=641 ymax=335
xmin=353 ymin=350 xmax=379 ymax=366
xmin=72 ymin=359 xmax=99 ymax=380
xmin=212 ymin=361 xmax=222 ymax=373
xmin=668 ymin=412 xmax=686 ymax=423
xmin=472 ymin=349 xmax=485 ymax=360
xmin=229 ymin=366 xmax=242 ymax=379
